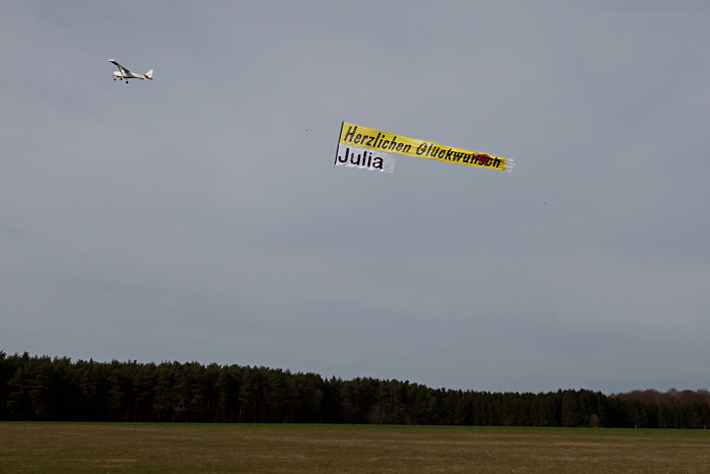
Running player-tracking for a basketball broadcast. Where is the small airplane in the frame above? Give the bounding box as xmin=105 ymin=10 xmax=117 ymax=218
xmin=109 ymin=59 xmax=153 ymax=83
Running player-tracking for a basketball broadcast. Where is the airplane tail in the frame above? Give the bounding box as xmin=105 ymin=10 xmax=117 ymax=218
xmin=145 ymin=70 xmax=153 ymax=79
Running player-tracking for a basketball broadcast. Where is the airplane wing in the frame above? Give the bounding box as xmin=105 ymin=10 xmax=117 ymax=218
xmin=108 ymin=59 xmax=129 ymax=74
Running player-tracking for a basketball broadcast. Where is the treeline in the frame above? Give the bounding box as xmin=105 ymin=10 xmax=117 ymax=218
xmin=611 ymin=388 xmax=710 ymax=406
xmin=1 ymin=352 xmax=708 ymax=428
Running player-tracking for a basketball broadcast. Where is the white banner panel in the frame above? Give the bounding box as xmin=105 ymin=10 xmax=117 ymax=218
xmin=335 ymin=144 xmax=395 ymax=173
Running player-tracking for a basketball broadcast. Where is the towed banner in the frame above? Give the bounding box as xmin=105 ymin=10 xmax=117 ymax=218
xmin=334 ymin=122 xmax=514 ymax=173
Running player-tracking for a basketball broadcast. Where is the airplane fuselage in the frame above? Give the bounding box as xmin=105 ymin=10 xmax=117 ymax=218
xmin=112 ymin=70 xmax=151 ymax=81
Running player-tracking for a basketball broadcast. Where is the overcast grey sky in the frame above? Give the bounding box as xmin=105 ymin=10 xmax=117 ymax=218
xmin=2 ymin=0 xmax=709 ymax=394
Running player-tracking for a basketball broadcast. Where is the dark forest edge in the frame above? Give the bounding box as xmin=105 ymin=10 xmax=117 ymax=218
xmin=1 ymin=352 xmax=708 ymax=428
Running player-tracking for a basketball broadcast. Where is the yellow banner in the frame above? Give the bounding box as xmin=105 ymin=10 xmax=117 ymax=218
xmin=338 ymin=122 xmax=513 ymax=172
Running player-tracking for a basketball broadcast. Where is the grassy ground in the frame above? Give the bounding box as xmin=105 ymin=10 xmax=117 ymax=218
xmin=1 ymin=422 xmax=709 ymax=473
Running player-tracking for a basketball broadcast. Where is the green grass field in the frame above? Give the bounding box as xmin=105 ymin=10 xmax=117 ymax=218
xmin=1 ymin=422 xmax=709 ymax=473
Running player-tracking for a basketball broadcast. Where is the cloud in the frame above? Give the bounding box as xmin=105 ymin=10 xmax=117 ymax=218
xmin=1 ymin=0 xmax=709 ymax=393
